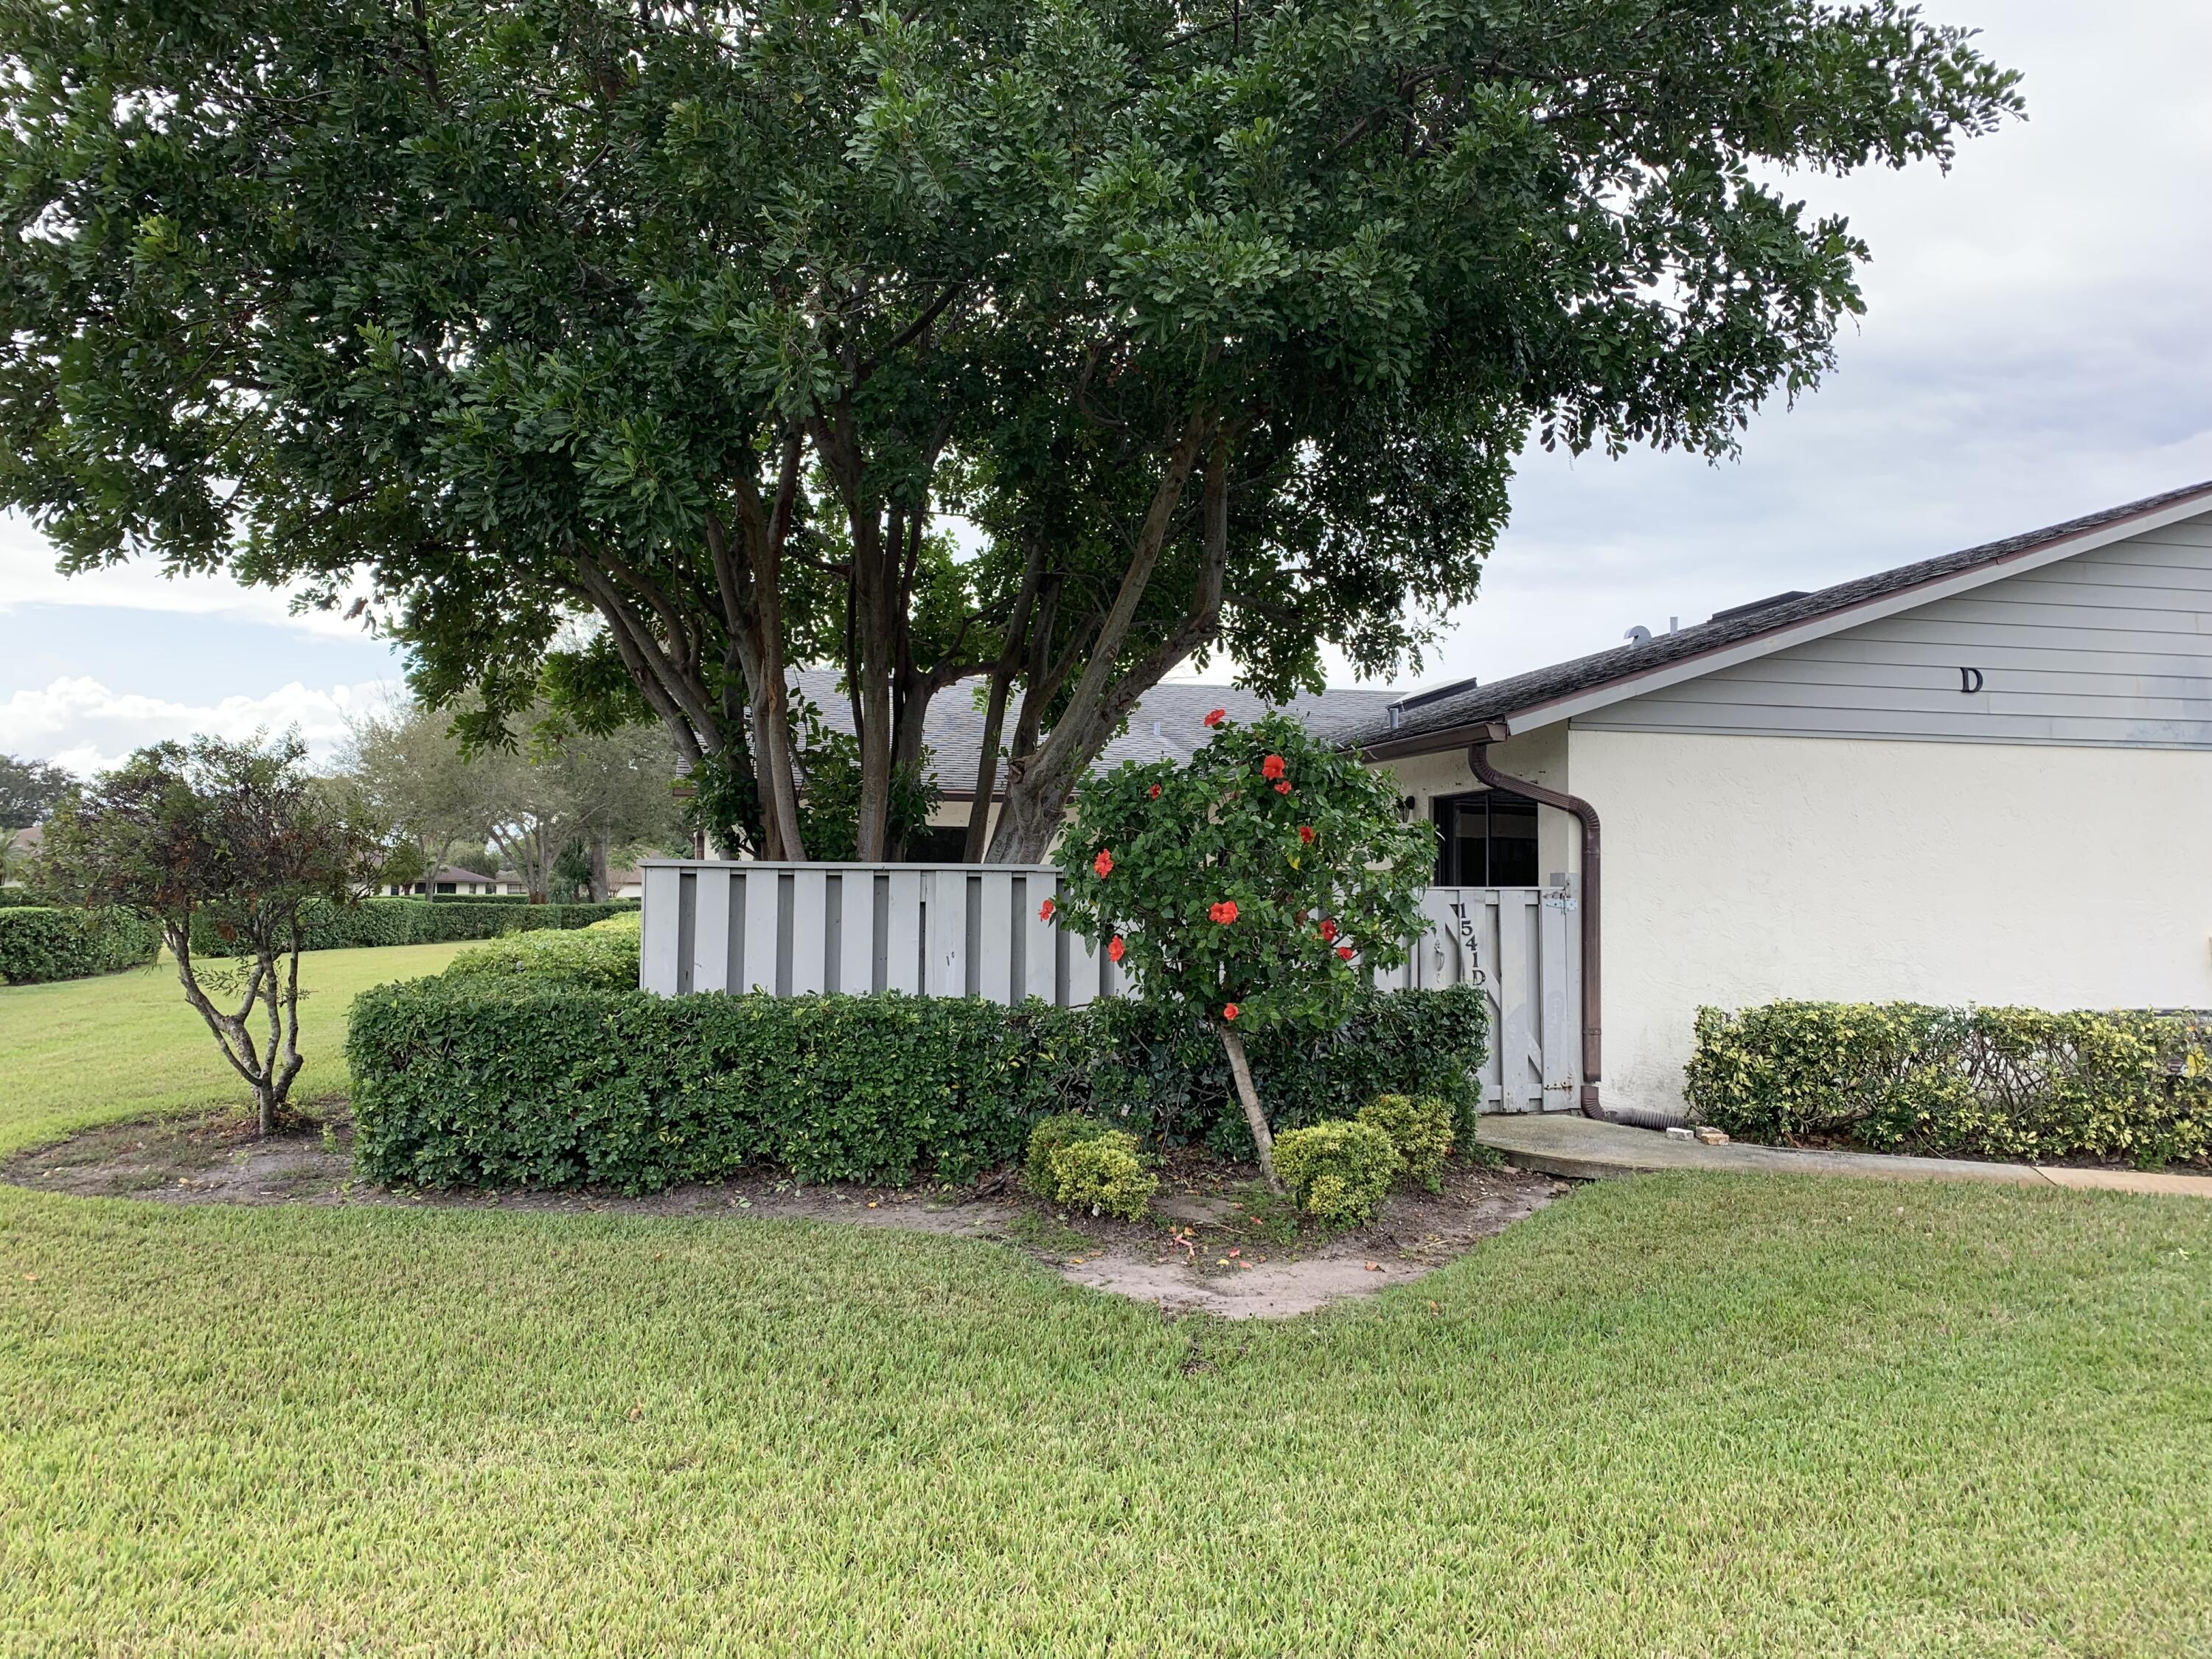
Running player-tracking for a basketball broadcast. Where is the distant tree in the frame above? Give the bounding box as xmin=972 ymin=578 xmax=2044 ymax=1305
xmin=1051 ymin=712 xmax=1427 ymax=1189
xmin=532 ymin=716 xmax=686 ymax=900
xmin=0 ymin=754 xmax=71 ymax=831
xmin=39 ymin=735 xmax=383 ymax=1136
xmin=336 ymin=706 xmax=482 ymax=898
xmin=548 ymin=839 xmax=594 ymax=905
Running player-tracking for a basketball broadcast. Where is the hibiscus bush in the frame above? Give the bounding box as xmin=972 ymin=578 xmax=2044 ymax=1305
xmin=1050 ymin=710 xmax=1429 ymax=1186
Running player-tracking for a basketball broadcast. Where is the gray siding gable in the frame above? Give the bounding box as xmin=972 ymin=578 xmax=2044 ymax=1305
xmin=1577 ymin=509 xmax=2212 ymax=748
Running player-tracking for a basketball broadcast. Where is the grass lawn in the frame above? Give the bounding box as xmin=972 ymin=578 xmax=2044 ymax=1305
xmin=3 ymin=950 xmax=2210 ymax=1653
xmin=0 ymin=942 xmax=470 ymax=1157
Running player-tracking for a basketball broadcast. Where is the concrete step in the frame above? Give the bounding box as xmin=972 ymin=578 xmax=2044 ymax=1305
xmin=1474 ymin=1112 xmax=2212 ymax=1197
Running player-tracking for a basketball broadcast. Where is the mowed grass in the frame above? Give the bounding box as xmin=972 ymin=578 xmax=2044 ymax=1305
xmin=3 ymin=947 xmax=2211 ymax=1652
xmin=0 ymin=942 xmax=470 ymax=1156
xmin=2 ymin=1176 xmax=2208 ymax=1654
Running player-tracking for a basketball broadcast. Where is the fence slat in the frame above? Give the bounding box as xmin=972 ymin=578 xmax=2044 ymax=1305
xmin=1539 ymin=885 xmax=1573 ymax=1099
xmin=976 ymin=873 xmax=1014 ymax=1004
xmin=692 ymin=868 xmax=733 ymax=995
xmin=1496 ymin=888 xmax=1540 ymax=1110
xmin=789 ymin=869 xmax=827 ymax=995
xmin=1063 ymin=891 xmax=1102 ymax=1008
xmin=927 ymin=870 xmax=967 ymax=998
xmin=641 ymin=866 xmax=682 ymax=994
xmin=739 ymin=870 xmax=779 ymax=992
xmin=885 ymin=870 xmax=922 ymax=994
xmin=838 ymin=872 xmax=875 ymax=995
xmin=1022 ymin=875 xmax=1058 ymax=1004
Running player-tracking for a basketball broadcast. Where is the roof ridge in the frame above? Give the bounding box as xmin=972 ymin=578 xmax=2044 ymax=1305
xmin=1355 ymin=476 xmax=2212 ymax=753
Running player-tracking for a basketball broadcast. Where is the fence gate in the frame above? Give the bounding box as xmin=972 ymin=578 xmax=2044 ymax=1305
xmin=1365 ymin=883 xmax=1582 ymax=1114
xmin=639 ymin=861 xmax=1582 ymax=1113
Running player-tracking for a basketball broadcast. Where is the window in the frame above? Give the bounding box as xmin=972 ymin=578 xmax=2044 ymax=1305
xmin=901 ymin=824 xmax=969 ymax=863
xmin=1431 ymin=790 xmax=1540 ymax=886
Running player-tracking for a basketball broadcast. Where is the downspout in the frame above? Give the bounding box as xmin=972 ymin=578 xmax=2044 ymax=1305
xmin=1466 ymin=725 xmax=1677 ymax=1130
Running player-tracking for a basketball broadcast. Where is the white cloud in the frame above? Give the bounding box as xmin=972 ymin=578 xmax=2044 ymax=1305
xmin=0 ymin=676 xmax=401 ymax=776
xmin=0 ymin=514 xmax=379 ymax=640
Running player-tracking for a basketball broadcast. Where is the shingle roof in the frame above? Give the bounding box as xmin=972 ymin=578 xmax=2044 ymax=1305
xmin=792 ymin=670 xmax=1399 ymax=795
xmin=1350 ymin=477 xmax=2212 ymax=755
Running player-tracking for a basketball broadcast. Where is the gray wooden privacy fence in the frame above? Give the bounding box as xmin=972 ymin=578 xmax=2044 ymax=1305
xmin=638 ymin=861 xmax=1581 ymax=1113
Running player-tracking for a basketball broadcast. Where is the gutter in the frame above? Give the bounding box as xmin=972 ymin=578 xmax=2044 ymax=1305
xmin=1466 ymin=725 xmax=1677 ymax=1130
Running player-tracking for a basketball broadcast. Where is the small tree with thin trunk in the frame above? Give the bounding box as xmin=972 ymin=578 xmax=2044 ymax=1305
xmin=39 ymin=735 xmax=383 ymax=1136
xmin=1051 ymin=712 xmax=1427 ymax=1191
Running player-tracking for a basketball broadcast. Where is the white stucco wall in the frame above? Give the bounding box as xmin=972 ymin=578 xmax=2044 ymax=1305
xmin=1568 ymin=726 xmax=2212 ymax=1116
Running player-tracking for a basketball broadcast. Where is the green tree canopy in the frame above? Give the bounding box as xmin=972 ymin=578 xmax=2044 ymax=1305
xmin=0 ymin=754 xmax=72 ymax=831
xmin=0 ymin=0 xmax=2020 ymax=860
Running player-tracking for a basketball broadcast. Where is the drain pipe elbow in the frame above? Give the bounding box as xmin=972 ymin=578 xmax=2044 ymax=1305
xmin=1466 ymin=728 xmax=1674 ymax=1132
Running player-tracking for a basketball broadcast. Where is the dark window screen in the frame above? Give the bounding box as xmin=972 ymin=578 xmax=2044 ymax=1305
xmin=1431 ymin=790 xmax=1541 ymax=886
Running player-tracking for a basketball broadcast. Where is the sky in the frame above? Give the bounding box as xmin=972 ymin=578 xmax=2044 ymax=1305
xmin=4 ymin=0 xmax=2210 ymax=773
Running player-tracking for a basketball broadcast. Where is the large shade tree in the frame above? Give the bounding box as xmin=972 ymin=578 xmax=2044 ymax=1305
xmin=0 ymin=0 xmax=2019 ymax=861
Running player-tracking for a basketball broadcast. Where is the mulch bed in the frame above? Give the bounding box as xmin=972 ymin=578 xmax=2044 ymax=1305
xmin=5 ymin=1107 xmax=1567 ymax=1318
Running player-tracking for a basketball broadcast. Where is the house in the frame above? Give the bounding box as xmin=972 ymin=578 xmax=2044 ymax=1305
xmin=1327 ymin=478 xmax=2212 ymax=1119
xmin=379 ymin=865 xmax=526 ymax=898
xmin=878 ymin=480 xmax=2212 ymax=1117
xmin=672 ymin=481 xmax=2212 ymax=1121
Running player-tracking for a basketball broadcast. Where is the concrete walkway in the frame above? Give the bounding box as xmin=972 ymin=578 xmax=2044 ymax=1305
xmin=1475 ymin=1113 xmax=2212 ymax=1198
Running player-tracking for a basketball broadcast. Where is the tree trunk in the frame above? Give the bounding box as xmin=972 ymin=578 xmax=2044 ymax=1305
xmin=589 ymin=829 xmax=611 ymax=902
xmin=963 ymin=541 xmax=1044 ymax=861
xmin=985 ymin=418 xmax=1222 ymax=863
xmin=851 ymin=503 xmax=897 ymax=860
xmin=1220 ymin=1027 xmax=1281 ymax=1193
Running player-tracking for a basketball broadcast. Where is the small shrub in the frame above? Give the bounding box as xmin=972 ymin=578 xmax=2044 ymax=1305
xmin=1270 ymin=1119 xmax=1401 ymax=1229
xmin=0 ymin=905 xmax=161 ymax=984
xmin=585 ymin=911 xmax=642 ymax=934
xmin=1024 ymin=1114 xmax=1115 ymax=1198
xmin=440 ymin=925 xmax=641 ymax=993
xmin=1358 ymin=1093 xmax=1455 ymax=1191
xmin=1045 ymin=1133 xmax=1158 ymax=1221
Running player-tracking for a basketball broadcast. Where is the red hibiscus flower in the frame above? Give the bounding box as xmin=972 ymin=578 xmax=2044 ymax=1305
xmin=1038 ymin=897 xmax=1054 ymax=922
xmin=1274 ymin=780 xmax=1292 ymax=795
xmin=1261 ymin=754 xmax=1285 ymax=780
xmin=1222 ymin=1003 xmax=1239 ymax=1021
xmin=1107 ymin=935 xmax=1126 ymax=964
xmin=1337 ymin=945 xmax=1354 ymax=961
xmin=1093 ymin=849 xmax=1113 ymax=878
xmin=1298 ymin=824 xmax=1315 ymax=844
xmin=1208 ymin=900 xmax=1239 ymax=925
xmin=1202 ymin=709 xmax=1226 ymax=728
xmin=1318 ymin=919 xmax=1338 ymax=942
xmin=1147 ymin=784 xmax=1161 ymax=799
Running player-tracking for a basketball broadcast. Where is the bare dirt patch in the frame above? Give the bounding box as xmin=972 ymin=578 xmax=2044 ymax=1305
xmin=5 ymin=1110 xmax=1565 ymax=1317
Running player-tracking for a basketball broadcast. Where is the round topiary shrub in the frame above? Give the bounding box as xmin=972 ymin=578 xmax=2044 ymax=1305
xmin=1024 ymin=1114 xmax=1114 ymax=1197
xmin=1046 ymin=1135 xmax=1158 ymax=1222
xmin=1357 ymin=1093 xmax=1455 ymax=1192
xmin=1271 ymin=1119 xmax=1402 ymax=1229
xmin=1024 ymin=1115 xmax=1158 ymax=1220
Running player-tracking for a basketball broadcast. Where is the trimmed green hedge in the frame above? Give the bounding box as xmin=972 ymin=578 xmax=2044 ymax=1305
xmin=437 ymin=922 xmax=642 ymax=993
xmin=0 ymin=905 xmax=162 ymax=984
xmin=347 ymin=982 xmax=1489 ymax=1192
xmin=1686 ymin=1001 xmax=2212 ymax=1168
xmin=189 ymin=897 xmax=637 ymax=956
